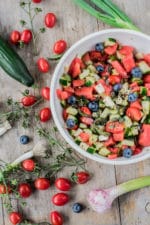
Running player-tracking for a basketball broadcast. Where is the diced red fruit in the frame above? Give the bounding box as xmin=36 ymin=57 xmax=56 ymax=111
xmin=130 ymin=82 xmax=140 ymax=92
xmin=79 ymin=132 xmax=90 ymax=142
xmin=110 ymin=60 xmax=127 ymax=78
xmin=104 ymin=43 xmax=118 ymax=55
xmin=113 ymin=131 xmax=124 ymax=142
xmin=80 ymin=106 xmax=92 ymax=115
xmin=69 ymin=58 xmax=83 ymax=78
xmin=108 ymin=75 xmax=121 ymax=85
xmin=63 ymin=86 xmax=74 ymax=93
xmin=80 ymin=117 xmax=94 ymax=125
xmin=72 ymin=79 xmax=85 ymax=87
xmin=75 ymin=86 xmax=94 ymax=100
xmin=56 ymin=89 xmax=71 ymax=100
xmin=126 ymin=107 xmax=142 ymax=121
xmin=96 ymin=79 xmax=106 ymax=85
xmin=108 ymin=147 xmax=119 ymax=154
xmin=119 ymin=46 xmax=134 ymax=55
xmin=134 ymin=147 xmax=142 ymax=155
xmin=144 ymin=83 xmax=150 ymax=89
xmin=105 ymin=121 xmax=124 ymax=134
xmin=143 ymin=74 xmax=150 ymax=83
xmin=130 ymin=100 xmax=142 ymax=110
xmin=62 ymin=109 xmax=68 ymax=120
xmin=0 ymin=184 xmax=12 ymax=194
xmin=108 ymin=154 xmax=118 ymax=159
xmin=138 ymin=124 xmax=150 ymax=147
xmin=122 ymin=54 xmax=136 ymax=72
xmin=89 ymin=51 xmax=102 ymax=61
xmin=82 ymin=52 xmax=91 ymax=64
xmin=104 ymin=136 xmax=115 ymax=147
xmin=144 ymin=54 xmax=150 ymax=65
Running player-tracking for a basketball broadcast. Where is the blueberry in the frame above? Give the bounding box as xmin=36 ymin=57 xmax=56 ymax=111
xmin=66 ymin=118 xmax=76 ymax=129
xmin=96 ymin=65 xmax=104 ymax=73
xmin=131 ymin=67 xmax=143 ymax=78
xmin=95 ymin=42 xmax=104 ymax=52
xmin=113 ymin=83 xmax=122 ymax=92
xmin=20 ymin=135 xmax=29 ymax=145
xmin=72 ymin=203 xmax=83 ymax=213
xmin=123 ymin=148 xmax=132 ymax=158
xmin=128 ymin=93 xmax=138 ymax=102
xmin=67 ymin=96 xmax=77 ymax=105
xmin=88 ymin=101 xmax=99 ymax=112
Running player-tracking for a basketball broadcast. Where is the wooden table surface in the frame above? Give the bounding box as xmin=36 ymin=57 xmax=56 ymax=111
xmin=0 ymin=0 xmax=150 ymax=224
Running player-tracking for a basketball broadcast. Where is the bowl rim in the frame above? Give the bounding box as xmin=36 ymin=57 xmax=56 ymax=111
xmin=50 ymin=28 xmax=150 ymax=165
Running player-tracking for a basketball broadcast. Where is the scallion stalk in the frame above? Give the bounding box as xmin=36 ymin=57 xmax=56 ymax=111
xmin=72 ymin=0 xmax=140 ymax=31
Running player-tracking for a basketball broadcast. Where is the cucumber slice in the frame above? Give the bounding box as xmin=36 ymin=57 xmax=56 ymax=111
xmin=142 ymin=100 xmax=150 ymax=115
xmin=93 ymin=142 xmax=104 ymax=150
xmin=105 ymin=38 xmax=116 ymax=46
xmin=79 ymin=142 xmax=89 ymax=150
xmin=140 ymin=87 xmax=147 ymax=96
xmin=100 ymin=108 xmax=110 ymax=118
xmin=59 ymin=74 xmax=71 ymax=86
xmin=124 ymin=116 xmax=132 ymax=128
xmin=138 ymin=61 xmax=150 ymax=74
xmin=87 ymin=147 xmax=96 ymax=154
xmin=121 ymin=139 xmax=135 ymax=146
xmin=99 ymin=147 xmax=111 ymax=156
xmin=79 ymin=123 xmax=87 ymax=129
xmin=66 ymin=106 xmax=78 ymax=115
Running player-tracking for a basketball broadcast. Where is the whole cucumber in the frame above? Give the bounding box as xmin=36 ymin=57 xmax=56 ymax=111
xmin=0 ymin=37 xmax=34 ymax=86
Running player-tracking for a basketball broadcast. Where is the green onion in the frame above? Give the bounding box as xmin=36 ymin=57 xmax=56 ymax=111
xmin=72 ymin=0 xmax=140 ymax=31
xmin=88 ymin=176 xmax=150 ymax=213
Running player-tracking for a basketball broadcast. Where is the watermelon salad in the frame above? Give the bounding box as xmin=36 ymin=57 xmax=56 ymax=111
xmin=56 ymin=38 xmax=150 ymax=159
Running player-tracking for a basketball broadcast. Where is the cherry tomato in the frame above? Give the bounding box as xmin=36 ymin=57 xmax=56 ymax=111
xmin=41 ymin=87 xmax=50 ymax=100
xmin=22 ymin=159 xmax=35 ymax=172
xmin=50 ymin=211 xmax=63 ymax=225
xmin=55 ymin=178 xmax=71 ymax=191
xmin=9 ymin=212 xmax=22 ymax=225
xmin=45 ymin=13 xmax=57 ymax=28
xmin=21 ymin=95 xmax=36 ymax=107
xmin=53 ymin=40 xmax=67 ymax=54
xmin=0 ymin=184 xmax=11 ymax=194
xmin=75 ymin=171 xmax=90 ymax=184
xmin=34 ymin=178 xmax=50 ymax=190
xmin=18 ymin=183 xmax=32 ymax=198
xmin=39 ymin=107 xmax=51 ymax=122
xmin=52 ymin=193 xmax=69 ymax=206
xmin=32 ymin=0 xmax=42 ymax=3
xmin=20 ymin=29 xmax=32 ymax=44
xmin=10 ymin=30 xmax=21 ymax=44
xmin=37 ymin=58 xmax=50 ymax=73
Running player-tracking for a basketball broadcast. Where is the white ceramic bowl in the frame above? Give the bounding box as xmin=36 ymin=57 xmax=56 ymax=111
xmin=50 ymin=29 xmax=150 ymax=165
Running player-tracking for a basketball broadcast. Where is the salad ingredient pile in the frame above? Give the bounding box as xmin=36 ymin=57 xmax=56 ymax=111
xmin=57 ymin=38 xmax=150 ymax=159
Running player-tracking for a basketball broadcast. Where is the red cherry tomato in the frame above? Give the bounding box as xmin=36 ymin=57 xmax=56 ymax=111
xmin=0 ymin=184 xmax=11 ymax=194
xmin=32 ymin=0 xmax=42 ymax=3
xmin=10 ymin=30 xmax=21 ymax=44
xmin=22 ymin=159 xmax=35 ymax=172
xmin=55 ymin=178 xmax=71 ymax=191
xmin=21 ymin=95 xmax=36 ymax=107
xmin=37 ymin=58 xmax=50 ymax=73
xmin=18 ymin=183 xmax=32 ymax=198
xmin=50 ymin=211 xmax=63 ymax=225
xmin=53 ymin=40 xmax=67 ymax=54
xmin=34 ymin=178 xmax=50 ymax=190
xmin=45 ymin=13 xmax=57 ymax=28
xmin=41 ymin=87 xmax=50 ymax=100
xmin=9 ymin=212 xmax=22 ymax=225
xmin=20 ymin=29 xmax=32 ymax=44
xmin=52 ymin=193 xmax=69 ymax=206
xmin=75 ymin=171 xmax=90 ymax=184
xmin=39 ymin=107 xmax=51 ymax=122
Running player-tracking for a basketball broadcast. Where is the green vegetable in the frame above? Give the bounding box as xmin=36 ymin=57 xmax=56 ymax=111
xmin=72 ymin=0 xmax=139 ymax=30
xmin=138 ymin=61 xmax=150 ymax=74
xmin=0 ymin=36 xmax=34 ymax=86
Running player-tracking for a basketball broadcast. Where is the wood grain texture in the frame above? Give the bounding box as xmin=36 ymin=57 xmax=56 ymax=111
xmin=0 ymin=0 xmax=150 ymax=225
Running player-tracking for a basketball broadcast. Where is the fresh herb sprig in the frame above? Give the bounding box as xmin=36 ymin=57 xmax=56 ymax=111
xmin=20 ymin=0 xmax=46 ymax=55
xmin=73 ymin=0 xmax=140 ymax=30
